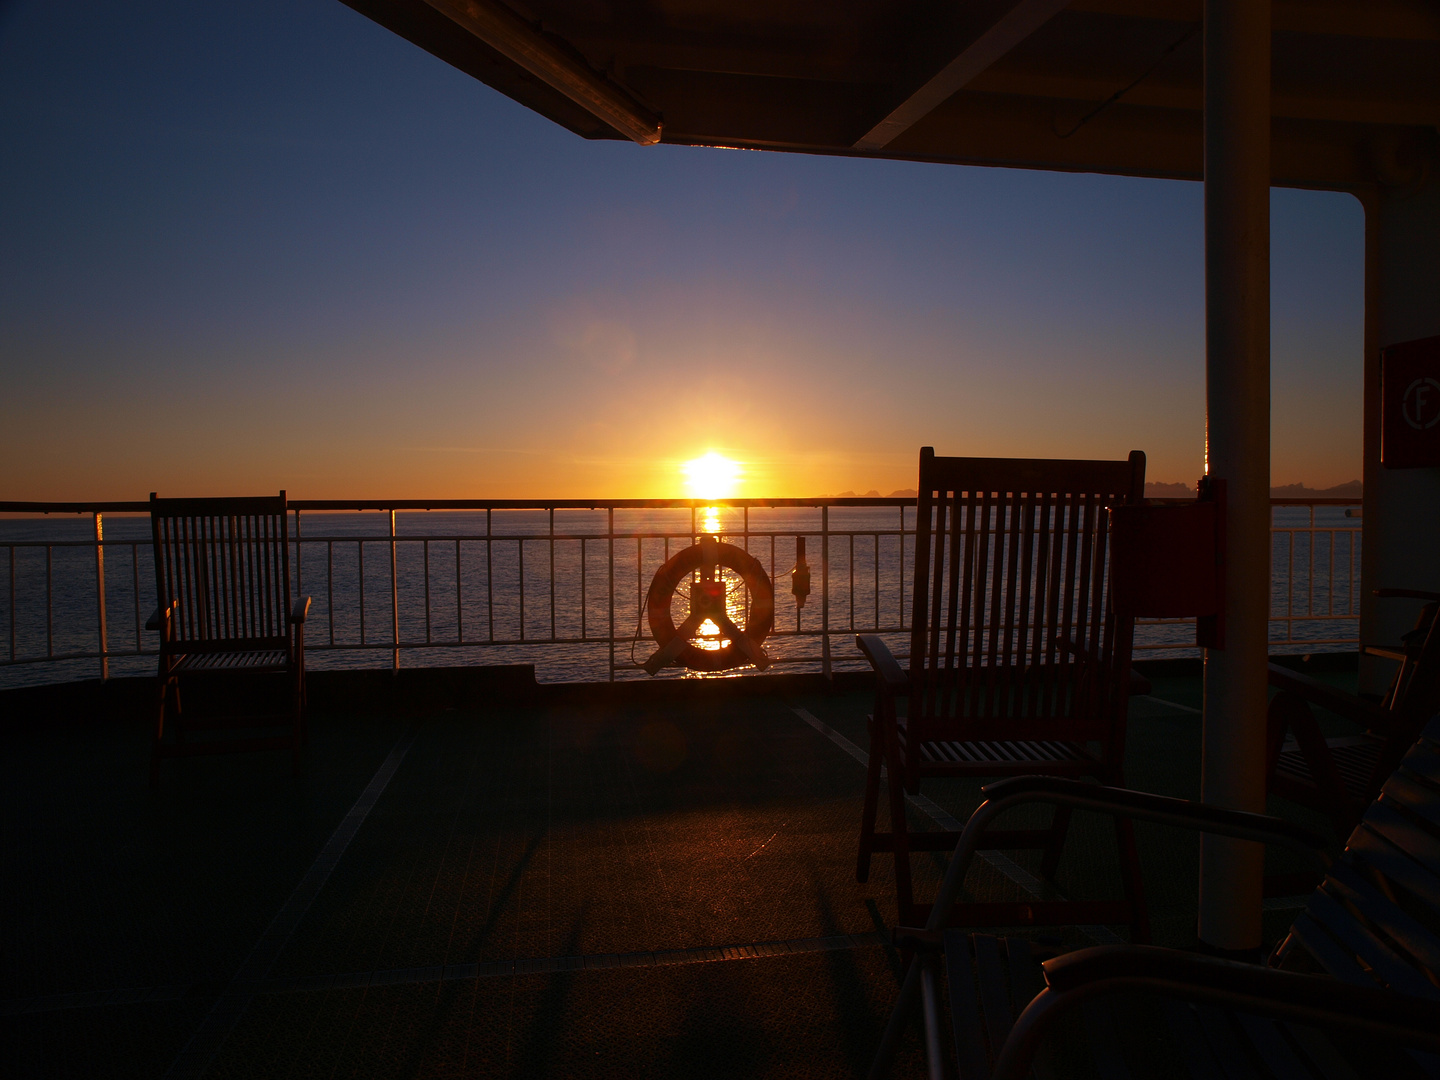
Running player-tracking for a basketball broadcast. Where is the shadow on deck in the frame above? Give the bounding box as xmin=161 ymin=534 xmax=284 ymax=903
xmin=1 ymin=664 xmax=1350 ymax=1078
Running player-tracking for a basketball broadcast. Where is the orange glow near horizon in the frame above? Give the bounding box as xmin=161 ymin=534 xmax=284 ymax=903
xmin=682 ymin=452 xmax=742 ymax=500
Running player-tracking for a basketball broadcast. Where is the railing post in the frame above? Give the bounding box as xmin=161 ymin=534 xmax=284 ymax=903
xmin=8 ymin=546 xmax=15 ymax=663
xmin=821 ymin=505 xmax=832 ymax=679
xmin=608 ymin=506 xmax=616 ymax=682
xmin=390 ymin=509 xmax=399 ymax=671
xmin=93 ymin=513 xmax=108 ymax=680
xmin=294 ymin=509 xmax=302 ymax=601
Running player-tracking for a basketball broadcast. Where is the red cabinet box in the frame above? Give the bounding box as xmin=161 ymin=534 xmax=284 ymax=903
xmin=1382 ymin=334 xmax=1440 ymax=469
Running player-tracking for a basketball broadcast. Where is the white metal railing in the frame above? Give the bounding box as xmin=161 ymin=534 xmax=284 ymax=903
xmin=0 ymin=497 xmax=1362 ymax=687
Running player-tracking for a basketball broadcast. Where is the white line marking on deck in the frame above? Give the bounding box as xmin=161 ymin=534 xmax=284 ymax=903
xmin=787 ymin=705 xmax=1123 ymax=945
xmin=163 ymin=727 xmax=418 ymax=1080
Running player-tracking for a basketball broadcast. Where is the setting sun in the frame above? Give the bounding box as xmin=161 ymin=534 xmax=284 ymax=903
xmin=681 ymin=452 xmax=742 ymax=500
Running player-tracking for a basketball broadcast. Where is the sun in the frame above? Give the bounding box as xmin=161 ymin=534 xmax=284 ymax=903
xmin=682 ymin=452 xmax=742 ymax=500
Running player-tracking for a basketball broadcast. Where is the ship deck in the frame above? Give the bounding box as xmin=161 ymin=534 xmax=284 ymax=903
xmin=2 ymin=668 xmax=1351 ymax=1079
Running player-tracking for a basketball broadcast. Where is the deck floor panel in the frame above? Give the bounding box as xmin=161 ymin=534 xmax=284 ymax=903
xmin=271 ymin=698 xmax=907 ymax=980
xmin=2 ymin=671 xmax=1352 ymax=1077
xmin=210 ymin=948 xmax=915 ymax=1080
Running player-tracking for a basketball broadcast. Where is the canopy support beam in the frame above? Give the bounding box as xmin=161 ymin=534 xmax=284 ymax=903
xmin=421 ymin=0 xmax=662 ymax=145
xmin=853 ymin=0 xmax=1071 ymax=152
xmin=1199 ymin=0 xmax=1271 ymax=953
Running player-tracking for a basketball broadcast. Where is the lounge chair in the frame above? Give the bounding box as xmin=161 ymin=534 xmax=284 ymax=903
xmin=869 ymin=715 xmax=1440 ymax=1080
xmin=1267 ymin=588 xmax=1440 ymax=834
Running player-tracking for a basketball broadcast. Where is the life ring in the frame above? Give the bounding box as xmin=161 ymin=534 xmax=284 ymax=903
xmin=643 ymin=535 xmax=774 ymax=673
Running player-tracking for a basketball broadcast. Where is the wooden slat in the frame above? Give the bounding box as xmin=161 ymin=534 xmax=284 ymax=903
xmin=972 ymin=934 xmax=1014 ymax=1063
xmin=1000 ymin=492 xmax=1023 ymax=708
xmin=1322 ymin=861 xmax=1440 ymax=979
xmin=1383 ymin=767 xmax=1440 ymax=830
xmin=1346 ymin=823 xmax=1440 ymax=915
xmin=1356 ymin=805 xmax=1440 ymax=901
xmin=1016 ymin=497 xmax=1038 ymax=717
xmin=1003 ymin=937 xmax=1045 ymax=1018
xmin=1301 ymin=888 xmax=1440 ymax=999
xmin=1162 ymin=1001 xmax=1230 ymax=1080
xmin=1286 ymin=913 xmax=1380 ymax=987
xmin=1282 ymin=1024 xmax=1364 ymax=1080
xmin=1080 ymin=996 xmax=1136 ymax=1080
xmin=943 ymin=931 xmax=991 ymax=1080
xmin=1192 ymin=1003 xmax=1265 ymax=1080
xmin=1233 ymin=1012 xmax=1317 ymax=1080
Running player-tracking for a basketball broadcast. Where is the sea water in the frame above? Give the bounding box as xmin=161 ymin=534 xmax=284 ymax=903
xmin=0 ymin=504 xmax=1360 ymax=690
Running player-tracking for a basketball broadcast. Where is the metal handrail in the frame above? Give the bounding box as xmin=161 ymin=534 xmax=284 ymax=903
xmin=0 ymin=496 xmax=1362 ymax=685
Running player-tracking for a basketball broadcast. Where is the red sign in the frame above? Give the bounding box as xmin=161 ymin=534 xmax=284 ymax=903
xmin=1383 ymin=335 xmax=1440 ymax=469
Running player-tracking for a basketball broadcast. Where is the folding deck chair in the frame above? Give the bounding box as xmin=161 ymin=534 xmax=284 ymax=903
xmin=1267 ymin=588 xmax=1440 ymax=834
xmin=869 ymin=715 xmax=1440 ymax=1080
xmin=148 ymin=493 xmax=310 ymax=786
xmin=856 ymin=449 xmax=1148 ymax=936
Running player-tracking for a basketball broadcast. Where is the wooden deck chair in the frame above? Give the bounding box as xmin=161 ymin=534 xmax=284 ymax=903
xmin=868 ymin=715 xmax=1440 ymax=1080
xmin=148 ymin=493 xmax=310 ymax=786
xmin=856 ymin=448 xmax=1148 ymax=935
xmin=1267 ymin=588 xmax=1440 ymax=835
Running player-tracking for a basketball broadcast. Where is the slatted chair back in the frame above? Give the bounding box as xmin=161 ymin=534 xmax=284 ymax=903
xmin=1274 ymin=714 xmax=1440 ymax=999
xmin=150 ymin=493 xmax=294 ymax=657
xmin=906 ymin=449 xmax=1146 ymax=752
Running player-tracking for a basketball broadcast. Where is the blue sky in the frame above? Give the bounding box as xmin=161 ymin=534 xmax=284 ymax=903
xmin=0 ymin=0 xmax=1365 ymax=499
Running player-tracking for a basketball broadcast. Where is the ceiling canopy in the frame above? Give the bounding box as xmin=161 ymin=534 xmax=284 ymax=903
xmin=341 ymin=0 xmax=1440 ymax=189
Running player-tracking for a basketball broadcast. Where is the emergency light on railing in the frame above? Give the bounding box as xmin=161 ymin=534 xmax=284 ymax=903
xmin=1109 ymin=476 xmax=1226 ymax=649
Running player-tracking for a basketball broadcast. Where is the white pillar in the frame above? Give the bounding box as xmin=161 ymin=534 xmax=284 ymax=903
xmin=1198 ymin=0 xmax=1271 ymax=952
xmin=1359 ymin=182 xmax=1440 ymax=695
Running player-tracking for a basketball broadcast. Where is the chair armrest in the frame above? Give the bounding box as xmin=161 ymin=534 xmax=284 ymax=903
xmin=145 ymin=604 xmax=171 ymax=631
xmin=291 ymin=597 xmax=311 ymax=624
xmin=1267 ymin=662 xmax=1382 ymax=728
xmin=1363 ymin=645 xmax=1410 ymax=663
xmin=855 ymin=635 xmax=907 ymax=696
xmin=975 ymin=775 xmax=1328 ymax=856
xmin=984 ymin=945 xmax=1440 ymax=1080
xmin=1045 ymin=945 xmax=1440 ymax=1042
xmin=1375 ymin=588 xmax=1440 ymax=603
xmin=920 ymin=774 xmax=1327 ymax=936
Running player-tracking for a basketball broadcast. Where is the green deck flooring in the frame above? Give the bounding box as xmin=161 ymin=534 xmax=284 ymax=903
xmin=2 ymin=671 xmax=1352 ymax=1078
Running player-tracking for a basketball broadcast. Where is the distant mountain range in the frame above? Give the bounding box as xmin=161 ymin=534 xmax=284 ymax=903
xmin=1145 ymin=480 xmax=1363 ymax=499
xmin=828 ymin=481 xmax=1363 ymax=500
xmin=829 ymin=481 xmax=1364 ymax=500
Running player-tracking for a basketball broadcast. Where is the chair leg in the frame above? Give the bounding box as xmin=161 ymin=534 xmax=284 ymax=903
xmin=1040 ymin=806 xmax=1072 ymax=881
xmin=1114 ymin=816 xmax=1150 ymax=944
xmin=857 ymin=713 xmax=884 ymax=883
xmin=291 ymin=669 xmax=304 ymax=776
xmin=885 ymin=742 xmax=917 ymax=923
xmin=150 ymin=674 xmax=169 ymax=789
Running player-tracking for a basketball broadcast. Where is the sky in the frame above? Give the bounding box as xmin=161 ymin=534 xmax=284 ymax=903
xmin=0 ymin=0 xmax=1366 ymax=501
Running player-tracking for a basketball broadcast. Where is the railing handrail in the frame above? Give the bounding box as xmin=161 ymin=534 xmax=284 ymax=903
xmin=1 ymin=495 xmax=1366 ymax=685
xmin=1 ymin=497 xmax=918 ymax=515
xmin=0 ymin=494 xmax=1364 ymax=518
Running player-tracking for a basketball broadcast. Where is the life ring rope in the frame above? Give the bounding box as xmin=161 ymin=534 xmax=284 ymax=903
xmin=643 ymin=536 xmax=774 ymax=674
